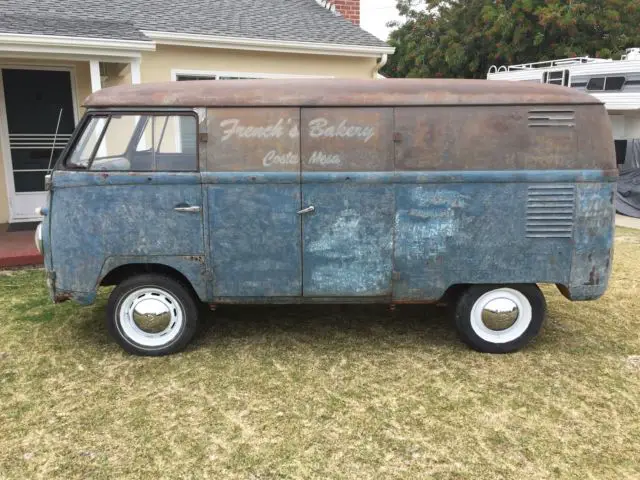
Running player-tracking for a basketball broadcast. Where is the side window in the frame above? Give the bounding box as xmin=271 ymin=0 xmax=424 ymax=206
xmin=586 ymin=76 xmax=626 ymax=91
xmin=604 ymin=76 xmax=626 ymax=91
xmin=65 ymin=113 xmax=198 ymax=171
xmin=92 ymin=115 xmax=140 ymax=170
xmin=586 ymin=77 xmax=605 ymax=91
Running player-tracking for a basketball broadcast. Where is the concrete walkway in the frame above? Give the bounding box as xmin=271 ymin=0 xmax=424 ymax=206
xmin=616 ymin=214 xmax=640 ymax=230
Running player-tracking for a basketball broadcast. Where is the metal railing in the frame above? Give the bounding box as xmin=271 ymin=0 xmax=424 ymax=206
xmin=487 ymin=56 xmax=606 ymax=74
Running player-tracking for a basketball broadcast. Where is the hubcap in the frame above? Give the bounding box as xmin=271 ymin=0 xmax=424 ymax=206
xmin=132 ymin=298 xmax=172 ymax=333
xmin=470 ymin=288 xmax=532 ymax=344
xmin=481 ymin=298 xmax=519 ymax=331
xmin=118 ymin=287 xmax=184 ymax=348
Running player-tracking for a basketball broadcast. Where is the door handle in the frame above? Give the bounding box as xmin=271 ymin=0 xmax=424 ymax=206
xmin=174 ymin=205 xmax=201 ymax=213
xmin=297 ymin=206 xmax=315 ymax=215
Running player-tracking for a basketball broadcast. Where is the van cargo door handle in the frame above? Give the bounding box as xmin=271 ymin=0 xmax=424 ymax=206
xmin=174 ymin=205 xmax=201 ymax=213
xmin=297 ymin=206 xmax=315 ymax=215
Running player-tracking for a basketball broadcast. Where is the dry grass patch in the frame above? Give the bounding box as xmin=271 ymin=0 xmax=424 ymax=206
xmin=1 ymin=228 xmax=639 ymax=479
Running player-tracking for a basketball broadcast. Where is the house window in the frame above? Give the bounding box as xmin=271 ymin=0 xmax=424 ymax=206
xmin=543 ymin=70 xmax=570 ymax=87
xmin=586 ymin=76 xmax=626 ymax=91
xmin=176 ymin=74 xmax=255 ymax=81
xmin=174 ymin=73 xmax=263 ymax=151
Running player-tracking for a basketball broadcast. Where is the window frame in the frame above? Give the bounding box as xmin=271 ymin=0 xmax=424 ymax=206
xmin=586 ymin=76 xmax=626 ymax=92
xmin=586 ymin=77 xmax=606 ymax=91
xmin=604 ymin=76 xmax=626 ymax=91
xmin=543 ymin=69 xmax=570 ymax=87
xmin=170 ymin=69 xmax=334 ymax=81
xmin=60 ymin=109 xmax=200 ymax=172
xmin=62 ymin=113 xmax=110 ymax=169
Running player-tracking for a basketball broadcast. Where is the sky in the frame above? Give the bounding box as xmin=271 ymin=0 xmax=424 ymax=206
xmin=360 ymin=0 xmax=404 ymax=41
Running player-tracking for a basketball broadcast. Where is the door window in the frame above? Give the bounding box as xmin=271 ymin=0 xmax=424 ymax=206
xmin=66 ymin=113 xmax=198 ymax=171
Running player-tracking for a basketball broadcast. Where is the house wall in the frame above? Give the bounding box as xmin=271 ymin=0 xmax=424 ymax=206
xmin=140 ymin=45 xmax=378 ymax=81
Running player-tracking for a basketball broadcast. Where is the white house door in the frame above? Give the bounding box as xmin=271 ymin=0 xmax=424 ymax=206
xmin=1 ymin=68 xmax=76 ymax=221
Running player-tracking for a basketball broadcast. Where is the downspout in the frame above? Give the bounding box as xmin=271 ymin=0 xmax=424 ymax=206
xmin=372 ymin=53 xmax=388 ymax=79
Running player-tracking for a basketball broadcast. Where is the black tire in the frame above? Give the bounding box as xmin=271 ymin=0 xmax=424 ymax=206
xmin=454 ymin=284 xmax=546 ymax=353
xmin=106 ymin=273 xmax=200 ymax=356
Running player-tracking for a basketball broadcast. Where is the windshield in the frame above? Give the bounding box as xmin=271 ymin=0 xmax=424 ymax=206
xmin=66 ymin=117 xmax=107 ymax=168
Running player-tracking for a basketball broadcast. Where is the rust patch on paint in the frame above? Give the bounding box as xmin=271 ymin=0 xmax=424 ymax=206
xmin=54 ymin=292 xmax=72 ymax=303
xmin=586 ymin=266 xmax=601 ymax=286
xmin=183 ymin=255 xmax=205 ymax=263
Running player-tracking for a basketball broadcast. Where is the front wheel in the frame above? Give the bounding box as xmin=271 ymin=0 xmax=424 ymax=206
xmin=106 ymin=274 xmax=200 ymax=356
xmin=454 ymin=284 xmax=546 ymax=353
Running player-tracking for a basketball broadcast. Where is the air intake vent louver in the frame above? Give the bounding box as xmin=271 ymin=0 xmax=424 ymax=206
xmin=528 ymin=109 xmax=575 ymax=128
xmin=526 ymin=185 xmax=575 ymax=238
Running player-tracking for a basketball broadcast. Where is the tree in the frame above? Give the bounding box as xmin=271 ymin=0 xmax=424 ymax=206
xmin=382 ymin=0 xmax=640 ymax=79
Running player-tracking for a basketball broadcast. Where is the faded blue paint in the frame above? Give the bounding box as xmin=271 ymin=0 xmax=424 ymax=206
xmin=201 ymin=171 xmax=298 ymax=184
xmin=99 ymin=255 xmax=209 ymax=300
xmin=40 ymin=192 xmax=55 ymax=301
xmin=393 ymin=183 xmax=574 ymax=300
xmin=45 ymin=169 xmax=614 ymax=305
xmin=302 ymin=183 xmax=394 ymax=296
xmin=392 ymin=169 xmax=616 ymax=184
xmin=53 ymin=171 xmax=201 ymax=188
xmin=56 ymin=291 xmax=97 ymax=306
xmin=305 ymin=169 xmax=616 ymax=185
xmin=49 ymin=170 xmax=205 ymax=300
xmin=563 ymin=182 xmax=615 ymax=300
xmin=206 ymin=175 xmax=302 ymax=297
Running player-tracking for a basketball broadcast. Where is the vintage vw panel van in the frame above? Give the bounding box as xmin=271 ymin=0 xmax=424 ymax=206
xmin=35 ymin=79 xmax=616 ymax=356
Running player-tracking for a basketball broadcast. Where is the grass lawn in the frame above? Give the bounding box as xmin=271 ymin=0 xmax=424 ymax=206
xmin=1 ymin=228 xmax=639 ymax=479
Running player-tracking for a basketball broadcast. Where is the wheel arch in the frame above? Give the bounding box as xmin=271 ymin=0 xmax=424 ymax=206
xmin=98 ymin=256 xmax=208 ymax=301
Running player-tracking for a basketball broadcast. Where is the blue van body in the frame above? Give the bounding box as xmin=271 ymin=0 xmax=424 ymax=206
xmin=38 ymin=79 xmax=616 ymax=308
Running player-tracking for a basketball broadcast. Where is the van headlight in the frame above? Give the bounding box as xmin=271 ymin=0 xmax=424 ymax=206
xmin=34 ymin=223 xmax=43 ymax=254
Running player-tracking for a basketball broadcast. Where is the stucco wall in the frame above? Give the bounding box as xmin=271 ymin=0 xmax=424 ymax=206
xmin=140 ymin=45 xmax=378 ymax=81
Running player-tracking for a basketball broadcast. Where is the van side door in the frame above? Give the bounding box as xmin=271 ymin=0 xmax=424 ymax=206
xmin=203 ymin=108 xmax=302 ymax=298
xmin=300 ymin=108 xmax=395 ymax=297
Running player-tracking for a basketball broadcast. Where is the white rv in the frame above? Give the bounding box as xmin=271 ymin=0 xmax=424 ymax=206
xmin=488 ymin=48 xmax=640 ymax=162
xmin=488 ymin=48 xmax=640 ymax=216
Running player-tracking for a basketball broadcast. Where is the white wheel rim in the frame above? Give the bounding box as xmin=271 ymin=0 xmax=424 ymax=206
xmin=469 ymin=288 xmax=532 ymax=344
xmin=117 ymin=287 xmax=184 ymax=348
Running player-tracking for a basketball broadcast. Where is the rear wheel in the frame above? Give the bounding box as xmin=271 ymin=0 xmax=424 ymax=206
xmin=106 ymin=274 xmax=199 ymax=356
xmin=454 ymin=284 xmax=546 ymax=353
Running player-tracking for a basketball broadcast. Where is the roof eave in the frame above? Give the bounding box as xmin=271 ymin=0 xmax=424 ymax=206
xmin=0 ymin=32 xmax=155 ymax=58
xmin=141 ymin=30 xmax=394 ymax=58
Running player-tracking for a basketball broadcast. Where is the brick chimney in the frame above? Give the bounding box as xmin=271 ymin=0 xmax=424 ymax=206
xmin=333 ymin=0 xmax=360 ymax=25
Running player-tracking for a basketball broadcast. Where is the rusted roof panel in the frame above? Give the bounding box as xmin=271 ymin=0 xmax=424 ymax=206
xmin=84 ymin=79 xmax=601 ymax=108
